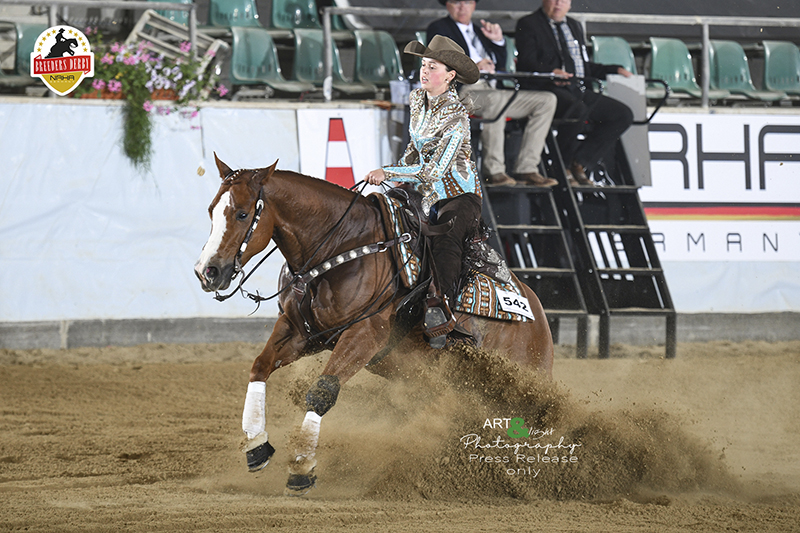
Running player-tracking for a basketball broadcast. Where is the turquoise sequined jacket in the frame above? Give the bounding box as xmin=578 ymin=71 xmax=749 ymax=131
xmin=383 ymin=86 xmax=482 ymax=215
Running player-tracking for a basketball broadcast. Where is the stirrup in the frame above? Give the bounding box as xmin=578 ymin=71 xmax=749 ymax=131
xmin=424 ymin=297 xmax=455 ymax=349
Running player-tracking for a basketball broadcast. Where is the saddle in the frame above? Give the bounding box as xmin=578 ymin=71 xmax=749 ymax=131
xmin=369 ymin=186 xmax=519 ymax=355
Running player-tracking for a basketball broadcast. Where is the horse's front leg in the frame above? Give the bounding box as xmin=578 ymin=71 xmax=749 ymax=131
xmin=286 ymin=313 xmax=391 ymax=495
xmin=242 ymin=314 xmax=307 ymax=472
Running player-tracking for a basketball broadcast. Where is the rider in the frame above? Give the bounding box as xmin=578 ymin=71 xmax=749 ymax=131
xmin=365 ymin=35 xmax=481 ymax=349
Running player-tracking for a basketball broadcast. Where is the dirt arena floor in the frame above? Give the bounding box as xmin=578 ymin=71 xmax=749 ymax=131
xmin=1 ymin=339 xmax=799 ymax=532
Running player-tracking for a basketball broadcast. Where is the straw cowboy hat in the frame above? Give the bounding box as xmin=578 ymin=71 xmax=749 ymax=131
xmin=404 ymin=35 xmax=480 ymax=84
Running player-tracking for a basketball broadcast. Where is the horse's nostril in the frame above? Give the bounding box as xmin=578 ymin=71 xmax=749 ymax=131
xmin=205 ymin=266 xmax=219 ymax=280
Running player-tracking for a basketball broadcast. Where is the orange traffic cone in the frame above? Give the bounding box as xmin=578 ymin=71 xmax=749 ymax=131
xmin=324 ymin=118 xmax=355 ymax=188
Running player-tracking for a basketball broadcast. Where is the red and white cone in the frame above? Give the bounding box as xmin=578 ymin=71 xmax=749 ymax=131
xmin=324 ymin=118 xmax=355 ymax=188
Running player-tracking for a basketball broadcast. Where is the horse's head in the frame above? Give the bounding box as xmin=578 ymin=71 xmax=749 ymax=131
xmin=194 ymin=154 xmax=278 ymax=292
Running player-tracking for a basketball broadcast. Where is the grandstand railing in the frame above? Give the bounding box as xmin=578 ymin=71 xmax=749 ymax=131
xmin=322 ymin=6 xmax=800 ymax=106
xmin=2 ymin=0 xmax=199 ymax=54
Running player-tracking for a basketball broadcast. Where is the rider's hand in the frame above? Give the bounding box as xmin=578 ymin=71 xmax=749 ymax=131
xmin=365 ymin=168 xmax=386 ymax=185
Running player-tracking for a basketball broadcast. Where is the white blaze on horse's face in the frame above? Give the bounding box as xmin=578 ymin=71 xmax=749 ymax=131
xmin=194 ymin=191 xmax=233 ymax=290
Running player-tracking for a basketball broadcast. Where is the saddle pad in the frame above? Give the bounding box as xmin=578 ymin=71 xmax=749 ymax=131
xmin=371 ymin=192 xmax=422 ymax=288
xmin=372 ymin=192 xmax=532 ymax=322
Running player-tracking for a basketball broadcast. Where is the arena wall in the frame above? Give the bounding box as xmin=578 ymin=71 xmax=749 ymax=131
xmin=0 ymin=97 xmax=798 ymax=348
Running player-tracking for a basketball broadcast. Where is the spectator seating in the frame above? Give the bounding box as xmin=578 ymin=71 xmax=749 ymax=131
xmin=209 ymin=0 xmax=262 ymax=28
xmin=271 ymin=0 xmax=321 ymax=30
xmin=0 ymin=22 xmax=48 ymax=91
xmin=149 ymin=0 xmax=192 ymax=26
xmin=229 ymin=26 xmax=314 ymax=98
xmin=591 ymin=35 xmax=636 ymax=75
xmin=649 ymin=37 xmax=730 ymax=100
xmin=353 ymin=29 xmax=403 ymax=87
xmin=709 ymin=40 xmax=786 ymax=102
xmin=762 ymin=40 xmax=800 ymax=96
xmin=292 ymin=28 xmax=376 ymax=95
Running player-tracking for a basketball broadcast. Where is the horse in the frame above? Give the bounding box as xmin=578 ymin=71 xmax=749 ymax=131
xmin=194 ymin=154 xmax=554 ymax=495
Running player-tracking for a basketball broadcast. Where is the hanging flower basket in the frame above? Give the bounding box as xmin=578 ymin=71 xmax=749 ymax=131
xmin=69 ymin=34 xmax=228 ymax=170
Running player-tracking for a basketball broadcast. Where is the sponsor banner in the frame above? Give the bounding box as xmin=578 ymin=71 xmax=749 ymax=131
xmin=643 ymin=112 xmax=800 ymax=262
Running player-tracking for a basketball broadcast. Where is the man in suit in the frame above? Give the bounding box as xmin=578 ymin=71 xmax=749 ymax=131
xmin=427 ymin=0 xmax=558 ymax=187
xmin=515 ymin=0 xmax=633 ymax=185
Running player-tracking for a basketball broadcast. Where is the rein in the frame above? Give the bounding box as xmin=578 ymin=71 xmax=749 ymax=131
xmin=211 ymin=176 xmax=414 ymax=336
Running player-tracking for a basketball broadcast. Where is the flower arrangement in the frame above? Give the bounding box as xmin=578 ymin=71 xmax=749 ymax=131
xmin=73 ymin=29 xmax=228 ymax=170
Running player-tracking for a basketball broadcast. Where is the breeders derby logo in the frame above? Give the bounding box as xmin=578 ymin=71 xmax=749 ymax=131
xmin=31 ymin=26 xmax=94 ymax=96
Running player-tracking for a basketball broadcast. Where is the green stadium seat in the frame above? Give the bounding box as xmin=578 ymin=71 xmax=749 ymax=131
xmin=230 ymin=27 xmax=314 ymax=97
xmin=209 ymin=0 xmax=263 ymax=28
xmin=591 ymin=36 xmax=637 ymax=75
xmin=0 ymin=22 xmax=47 ymax=91
xmin=149 ymin=0 xmax=192 ymax=25
xmin=762 ymin=40 xmax=800 ymax=96
xmin=649 ymin=37 xmax=729 ymax=100
xmin=354 ymin=30 xmax=404 ymax=87
xmin=271 ymin=0 xmax=321 ymax=30
xmin=292 ymin=28 xmax=376 ymax=96
xmin=709 ymin=40 xmax=786 ymax=102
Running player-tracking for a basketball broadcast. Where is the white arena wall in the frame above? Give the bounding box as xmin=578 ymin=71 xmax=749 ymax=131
xmin=0 ymin=97 xmax=798 ymax=348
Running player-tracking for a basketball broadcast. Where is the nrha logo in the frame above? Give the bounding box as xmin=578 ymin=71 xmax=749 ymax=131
xmin=30 ymin=26 xmax=94 ymax=96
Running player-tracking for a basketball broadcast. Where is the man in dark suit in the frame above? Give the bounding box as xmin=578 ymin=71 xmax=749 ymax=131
xmin=515 ymin=0 xmax=633 ymax=185
xmin=427 ymin=0 xmax=558 ymax=187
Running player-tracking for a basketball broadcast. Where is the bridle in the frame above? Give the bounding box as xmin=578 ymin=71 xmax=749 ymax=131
xmin=210 ymin=171 xmax=416 ymax=344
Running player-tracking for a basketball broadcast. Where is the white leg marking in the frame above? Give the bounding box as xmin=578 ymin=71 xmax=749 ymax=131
xmin=196 ymin=191 xmax=231 ymax=270
xmin=290 ymin=411 xmax=322 ymax=475
xmin=242 ymin=380 xmax=267 ymax=440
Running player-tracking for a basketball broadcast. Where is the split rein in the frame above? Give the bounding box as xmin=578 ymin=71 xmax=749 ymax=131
xmin=212 ymin=177 xmax=417 ymax=343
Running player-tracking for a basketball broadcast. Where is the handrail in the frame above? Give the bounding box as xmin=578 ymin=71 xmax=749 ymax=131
xmin=322 ymin=6 xmax=800 ymax=106
xmin=1 ymin=0 xmax=199 ymax=55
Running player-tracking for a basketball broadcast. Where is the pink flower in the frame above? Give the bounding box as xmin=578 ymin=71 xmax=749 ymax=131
xmin=110 ymin=42 xmax=121 ymax=53
xmin=107 ymin=79 xmax=122 ymax=93
xmin=190 ymin=109 xmax=199 ymax=118
xmin=217 ymin=84 xmax=229 ymax=97
xmin=143 ymin=101 xmax=154 ymax=112
xmin=91 ymin=79 xmax=106 ymax=90
xmin=123 ymin=55 xmax=138 ymax=65
xmin=101 ymin=53 xmax=114 ymax=65
xmin=179 ymin=41 xmax=192 ymax=53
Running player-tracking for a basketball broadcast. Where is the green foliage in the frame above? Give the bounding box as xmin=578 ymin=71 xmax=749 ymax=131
xmin=74 ymin=32 xmax=227 ymax=170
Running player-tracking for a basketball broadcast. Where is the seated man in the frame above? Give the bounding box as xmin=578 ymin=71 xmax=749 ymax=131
xmin=515 ymin=0 xmax=633 ymax=185
xmin=427 ymin=0 xmax=558 ymax=187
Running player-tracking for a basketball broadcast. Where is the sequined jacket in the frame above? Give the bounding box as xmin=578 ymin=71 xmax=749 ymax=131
xmin=383 ymin=86 xmax=482 ymax=215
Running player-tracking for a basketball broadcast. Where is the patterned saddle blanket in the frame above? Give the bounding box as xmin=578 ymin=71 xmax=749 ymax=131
xmin=370 ymin=191 xmax=534 ymax=323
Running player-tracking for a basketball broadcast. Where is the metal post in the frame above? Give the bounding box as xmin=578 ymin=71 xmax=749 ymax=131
xmin=323 ymin=7 xmax=333 ymax=102
xmin=189 ymin=5 xmax=197 ymax=58
xmin=49 ymin=4 xmax=57 ymax=26
xmin=701 ymin=23 xmax=710 ymax=108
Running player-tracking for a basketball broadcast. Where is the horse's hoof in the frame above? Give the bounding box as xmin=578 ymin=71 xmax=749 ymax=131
xmin=285 ymin=471 xmax=317 ymax=496
xmin=246 ymin=440 xmax=275 ymax=472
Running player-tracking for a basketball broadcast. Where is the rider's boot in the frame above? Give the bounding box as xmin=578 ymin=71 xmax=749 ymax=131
xmin=423 ymin=295 xmax=456 ymax=349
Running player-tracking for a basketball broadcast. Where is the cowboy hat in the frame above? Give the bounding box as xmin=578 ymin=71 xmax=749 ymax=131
xmin=404 ymin=35 xmax=480 ymax=84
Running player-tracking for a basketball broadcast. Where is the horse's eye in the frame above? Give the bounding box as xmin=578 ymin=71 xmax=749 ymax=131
xmin=236 ymin=211 xmax=249 ymax=221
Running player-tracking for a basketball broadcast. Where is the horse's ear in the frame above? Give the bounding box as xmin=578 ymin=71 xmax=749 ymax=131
xmin=260 ymin=159 xmax=279 ymax=183
xmin=214 ymin=152 xmax=232 ymax=180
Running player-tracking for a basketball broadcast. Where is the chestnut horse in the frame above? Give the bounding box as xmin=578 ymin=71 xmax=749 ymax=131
xmin=194 ymin=155 xmax=553 ymax=495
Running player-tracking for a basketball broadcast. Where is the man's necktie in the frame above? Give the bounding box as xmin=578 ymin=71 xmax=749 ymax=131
xmin=554 ymin=22 xmax=576 ymax=74
xmin=466 ymin=26 xmax=488 ymax=60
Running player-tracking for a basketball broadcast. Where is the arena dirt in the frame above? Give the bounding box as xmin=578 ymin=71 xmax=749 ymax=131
xmin=1 ymin=340 xmax=799 ymax=532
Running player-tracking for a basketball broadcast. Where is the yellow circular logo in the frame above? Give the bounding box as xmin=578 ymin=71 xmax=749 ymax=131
xmin=30 ymin=26 xmax=94 ymax=96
